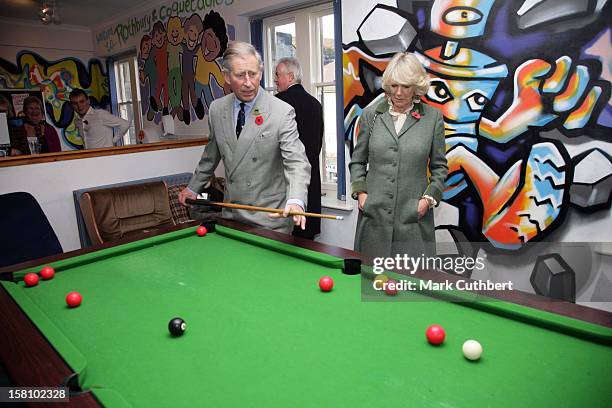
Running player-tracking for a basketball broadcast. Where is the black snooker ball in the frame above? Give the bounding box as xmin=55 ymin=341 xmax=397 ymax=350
xmin=168 ymin=317 xmax=186 ymax=336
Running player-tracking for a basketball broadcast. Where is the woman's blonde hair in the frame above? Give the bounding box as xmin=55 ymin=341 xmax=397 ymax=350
xmin=382 ymin=52 xmax=429 ymax=97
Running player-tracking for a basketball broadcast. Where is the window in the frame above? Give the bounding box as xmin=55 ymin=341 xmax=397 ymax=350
xmin=264 ymin=20 xmax=296 ymax=92
xmin=312 ymin=12 xmax=337 ymax=186
xmin=114 ymin=56 xmax=142 ymax=144
xmin=263 ymin=3 xmax=341 ymax=197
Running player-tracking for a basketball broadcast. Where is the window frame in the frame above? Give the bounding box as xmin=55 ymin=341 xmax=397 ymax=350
xmin=261 ymin=2 xmax=342 ymax=199
xmin=309 ymin=7 xmax=337 ymax=194
xmin=112 ymin=54 xmax=142 ymax=145
xmin=263 ymin=16 xmax=297 ymax=92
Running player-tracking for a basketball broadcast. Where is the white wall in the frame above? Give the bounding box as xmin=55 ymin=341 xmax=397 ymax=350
xmin=0 ymin=18 xmax=95 ymax=65
xmin=0 ymin=146 xmax=206 ymax=252
xmin=318 ymin=144 xmax=358 ymax=250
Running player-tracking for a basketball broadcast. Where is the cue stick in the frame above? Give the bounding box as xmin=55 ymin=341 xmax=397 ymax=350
xmin=185 ymin=198 xmax=343 ymax=220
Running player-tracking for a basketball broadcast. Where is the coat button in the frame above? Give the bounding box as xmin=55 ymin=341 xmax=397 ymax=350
xmin=252 ymin=157 xmax=257 ymax=162
xmin=247 ymin=182 xmax=251 ymax=187
xmin=390 ymin=178 xmax=395 ymax=183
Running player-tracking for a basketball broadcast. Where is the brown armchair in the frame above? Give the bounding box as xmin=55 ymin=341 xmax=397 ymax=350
xmin=78 ymin=181 xmax=175 ymax=246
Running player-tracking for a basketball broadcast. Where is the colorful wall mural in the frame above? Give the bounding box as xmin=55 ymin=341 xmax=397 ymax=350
xmin=343 ymin=0 xmax=611 ymax=301
xmin=138 ymin=10 xmax=233 ymax=125
xmin=0 ymin=52 xmax=110 ymax=149
xmin=94 ymin=0 xmax=236 ymax=55
xmin=92 ymin=0 xmax=237 ymax=129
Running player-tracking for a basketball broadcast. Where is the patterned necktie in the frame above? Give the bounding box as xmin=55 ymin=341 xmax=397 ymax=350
xmin=236 ymin=102 xmax=245 ymax=138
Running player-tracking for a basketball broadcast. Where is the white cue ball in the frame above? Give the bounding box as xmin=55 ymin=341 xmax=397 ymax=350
xmin=462 ymin=340 xmax=483 ymax=361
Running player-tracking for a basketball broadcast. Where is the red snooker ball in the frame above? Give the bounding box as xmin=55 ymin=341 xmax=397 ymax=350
xmin=385 ymin=279 xmax=398 ymax=296
xmin=319 ymin=276 xmax=334 ymax=292
xmin=196 ymin=225 xmax=208 ymax=237
xmin=24 ymin=273 xmax=39 ymax=287
xmin=40 ymin=265 xmax=55 ymax=280
xmin=426 ymin=324 xmax=446 ymax=345
xmin=66 ymin=291 xmax=83 ymax=308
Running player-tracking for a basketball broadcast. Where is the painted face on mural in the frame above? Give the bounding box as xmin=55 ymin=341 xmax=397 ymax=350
xmin=223 ymin=55 xmax=262 ymax=102
xmin=201 ymin=28 xmax=221 ymax=61
xmin=274 ymin=63 xmax=293 ymax=92
xmin=424 ymin=76 xmax=500 ymax=124
xmin=387 ymin=82 xmax=415 ymax=113
xmin=70 ymin=94 xmax=91 ymax=117
xmin=185 ymin=24 xmax=200 ymax=50
xmin=167 ymin=23 xmax=184 ymax=46
xmin=140 ymin=38 xmax=152 ymax=60
xmin=153 ymin=28 xmax=165 ymax=48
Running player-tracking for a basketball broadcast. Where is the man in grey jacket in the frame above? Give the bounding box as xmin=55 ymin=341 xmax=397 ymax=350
xmin=179 ymin=42 xmax=311 ymax=233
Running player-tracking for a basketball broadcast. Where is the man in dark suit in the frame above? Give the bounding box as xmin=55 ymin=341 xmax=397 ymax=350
xmin=274 ymin=57 xmax=324 ymax=240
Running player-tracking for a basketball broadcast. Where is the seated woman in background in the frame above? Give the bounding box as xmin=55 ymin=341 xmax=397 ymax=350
xmin=11 ymin=96 xmax=61 ymax=155
xmin=349 ymin=52 xmax=448 ymax=259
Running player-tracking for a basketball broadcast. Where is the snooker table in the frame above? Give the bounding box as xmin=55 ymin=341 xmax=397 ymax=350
xmin=1 ymin=220 xmax=611 ymax=407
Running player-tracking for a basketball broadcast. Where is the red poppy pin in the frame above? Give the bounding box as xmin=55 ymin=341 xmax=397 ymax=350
xmin=255 ymin=115 xmax=263 ymax=125
xmin=411 ymin=100 xmax=424 ymax=120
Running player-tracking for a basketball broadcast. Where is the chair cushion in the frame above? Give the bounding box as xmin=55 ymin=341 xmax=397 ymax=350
xmin=167 ymin=184 xmax=191 ymax=224
xmin=88 ymin=181 xmax=174 ymax=242
xmin=0 ymin=192 xmax=63 ymax=267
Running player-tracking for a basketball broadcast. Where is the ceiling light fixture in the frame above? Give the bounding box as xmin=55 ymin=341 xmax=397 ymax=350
xmin=39 ymin=1 xmax=61 ymax=25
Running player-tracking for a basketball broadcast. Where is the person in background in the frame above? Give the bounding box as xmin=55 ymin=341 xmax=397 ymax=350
xmin=179 ymin=41 xmax=311 ymax=233
xmin=349 ymin=52 xmax=448 ymax=258
xmin=0 ymin=95 xmax=24 ymax=156
xmin=274 ymin=57 xmax=324 ymax=240
xmin=9 ymin=96 xmax=61 ymax=155
xmin=69 ymin=88 xmax=130 ymax=149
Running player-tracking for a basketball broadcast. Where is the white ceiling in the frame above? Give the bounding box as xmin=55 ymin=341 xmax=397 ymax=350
xmin=0 ymin=0 xmax=153 ymax=28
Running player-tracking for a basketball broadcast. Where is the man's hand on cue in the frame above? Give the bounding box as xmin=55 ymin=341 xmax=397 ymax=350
xmin=269 ymin=204 xmax=306 ymax=230
xmin=178 ymin=188 xmax=196 ymax=207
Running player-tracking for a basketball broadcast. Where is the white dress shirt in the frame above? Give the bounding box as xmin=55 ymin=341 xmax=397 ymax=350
xmin=389 ymin=102 xmax=437 ymax=208
xmin=77 ymin=107 xmax=130 ymax=149
xmin=388 ymin=102 xmax=413 ymax=134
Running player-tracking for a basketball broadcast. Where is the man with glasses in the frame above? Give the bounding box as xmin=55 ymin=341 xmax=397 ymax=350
xmin=179 ymin=41 xmax=311 ymax=234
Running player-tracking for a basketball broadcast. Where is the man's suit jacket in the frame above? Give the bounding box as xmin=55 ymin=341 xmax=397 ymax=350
xmin=276 ymin=84 xmax=323 ymax=238
xmin=188 ymin=88 xmax=311 ymax=233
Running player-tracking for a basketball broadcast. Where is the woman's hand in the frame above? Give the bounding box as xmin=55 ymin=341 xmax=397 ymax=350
xmin=417 ymin=198 xmax=429 ymax=219
xmin=357 ymin=192 xmax=368 ymax=211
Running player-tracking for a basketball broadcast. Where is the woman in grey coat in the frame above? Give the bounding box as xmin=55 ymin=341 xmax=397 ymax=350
xmin=350 ymin=52 xmax=448 ymax=258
